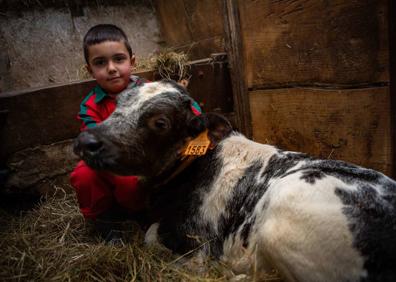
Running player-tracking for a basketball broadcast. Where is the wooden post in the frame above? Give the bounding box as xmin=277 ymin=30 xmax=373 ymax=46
xmin=389 ymin=0 xmax=396 ymax=178
xmin=223 ymin=0 xmax=252 ymax=138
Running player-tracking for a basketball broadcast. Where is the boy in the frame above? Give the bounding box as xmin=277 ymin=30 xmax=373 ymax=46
xmin=70 ymin=24 xmax=147 ymax=241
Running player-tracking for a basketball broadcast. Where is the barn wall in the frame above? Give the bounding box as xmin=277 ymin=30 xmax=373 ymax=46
xmin=0 ymin=0 xmax=162 ymax=93
xmin=239 ymin=0 xmax=388 ymax=88
xmin=154 ymin=0 xmax=225 ymax=60
xmin=250 ymin=87 xmax=391 ymax=174
xmin=239 ymin=0 xmax=391 ymax=175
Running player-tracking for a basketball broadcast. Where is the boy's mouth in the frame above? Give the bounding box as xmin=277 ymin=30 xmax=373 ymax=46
xmin=108 ymin=76 xmax=121 ymax=81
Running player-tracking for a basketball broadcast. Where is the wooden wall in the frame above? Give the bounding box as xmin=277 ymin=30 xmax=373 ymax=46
xmin=240 ymin=0 xmax=391 ymax=175
xmin=250 ymin=87 xmax=391 ymax=174
xmin=239 ymin=0 xmax=388 ymax=88
xmin=154 ymin=0 xmax=225 ymax=59
xmin=154 ymin=0 xmax=392 ymax=176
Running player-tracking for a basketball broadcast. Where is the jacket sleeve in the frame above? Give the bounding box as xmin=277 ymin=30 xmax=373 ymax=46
xmin=77 ymin=94 xmax=102 ymax=131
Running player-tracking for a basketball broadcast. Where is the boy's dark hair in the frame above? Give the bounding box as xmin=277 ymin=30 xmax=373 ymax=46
xmin=83 ymin=24 xmax=133 ymax=64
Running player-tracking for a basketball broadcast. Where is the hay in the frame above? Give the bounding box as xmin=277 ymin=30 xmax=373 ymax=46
xmin=152 ymin=51 xmax=190 ymax=82
xmin=0 ymin=186 xmax=227 ymax=281
xmin=135 ymin=51 xmax=191 ymax=82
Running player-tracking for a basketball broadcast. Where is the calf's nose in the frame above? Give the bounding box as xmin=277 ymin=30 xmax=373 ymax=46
xmin=74 ymin=131 xmax=103 ymax=156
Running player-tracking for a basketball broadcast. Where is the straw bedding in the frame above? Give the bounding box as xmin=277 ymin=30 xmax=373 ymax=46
xmin=0 ymin=186 xmax=228 ymax=282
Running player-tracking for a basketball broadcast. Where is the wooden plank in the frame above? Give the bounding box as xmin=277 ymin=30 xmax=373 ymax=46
xmin=154 ymin=0 xmax=225 ymax=60
xmin=239 ymin=0 xmax=389 ymax=88
xmin=223 ymin=0 xmax=252 ymax=137
xmin=250 ymin=87 xmax=391 ymax=176
xmin=389 ymin=0 xmax=396 ymax=178
xmin=0 ymin=80 xmax=96 ymax=162
xmin=154 ymin=0 xmax=192 ymax=46
xmin=163 ymin=37 xmax=225 ymax=61
xmin=182 ymin=0 xmax=224 ymax=41
xmin=188 ymin=55 xmax=234 ymax=114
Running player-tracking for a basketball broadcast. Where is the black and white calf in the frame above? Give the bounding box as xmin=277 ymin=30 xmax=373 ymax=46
xmin=74 ymin=80 xmax=396 ymax=282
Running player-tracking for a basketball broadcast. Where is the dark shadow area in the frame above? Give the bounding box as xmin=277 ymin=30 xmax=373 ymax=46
xmin=0 ymin=191 xmax=42 ymax=215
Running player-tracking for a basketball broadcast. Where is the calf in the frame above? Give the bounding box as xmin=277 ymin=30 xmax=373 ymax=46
xmin=74 ymin=80 xmax=396 ymax=282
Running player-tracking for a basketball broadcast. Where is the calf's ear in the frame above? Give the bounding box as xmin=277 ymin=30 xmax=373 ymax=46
xmin=205 ymin=113 xmax=233 ymax=145
xmin=188 ymin=115 xmax=206 ymax=136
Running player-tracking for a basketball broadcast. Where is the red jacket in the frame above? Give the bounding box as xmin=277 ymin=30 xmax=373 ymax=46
xmin=78 ymin=75 xmax=145 ymax=131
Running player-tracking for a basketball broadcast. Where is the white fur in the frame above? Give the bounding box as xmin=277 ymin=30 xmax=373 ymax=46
xmin=199 ymin=134 xmax=277 ymax=232
xmin=145 ymin=222 xmax=160 ymax=245
xmin=222 ymin=172 xmax=367 ymax=282
xmin=199 ymin=134 xmax=366 ymax=281
xmin=107 ymin=81 xmax=182 ymax=145
xmin=124 ymin=81 xmax=178 ymax=115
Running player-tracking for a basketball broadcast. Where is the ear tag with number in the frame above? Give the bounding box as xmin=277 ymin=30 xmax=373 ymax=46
xmin=183 ymin=130 xmax=211 ymax=156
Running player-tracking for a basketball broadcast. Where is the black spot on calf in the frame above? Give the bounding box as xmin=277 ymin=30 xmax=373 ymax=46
xmin=335 ymin=185 xmax=396 ymax=282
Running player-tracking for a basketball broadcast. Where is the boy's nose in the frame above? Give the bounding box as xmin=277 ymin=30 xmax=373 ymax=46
xmin=107 ymin=61 xmax=117 ymax=73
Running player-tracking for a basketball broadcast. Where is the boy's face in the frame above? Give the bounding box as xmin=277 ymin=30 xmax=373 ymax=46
xmin=86 ymin=41 xmax=135 ymax=95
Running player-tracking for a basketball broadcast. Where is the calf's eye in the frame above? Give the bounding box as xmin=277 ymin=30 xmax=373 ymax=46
xmin=155 ymin=118 xmax=169 ymax=129
xmin=148 ymin=115 xmax=171 ymax=131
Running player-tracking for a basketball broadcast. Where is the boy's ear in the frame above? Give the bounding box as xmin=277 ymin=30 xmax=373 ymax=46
xmin=85 ymin=64 xmax=93 ymax=76
xmin=130 ymin=54 xmax=136 ymax=67
xmin=205 ymin=113 xmax=233 ymax=145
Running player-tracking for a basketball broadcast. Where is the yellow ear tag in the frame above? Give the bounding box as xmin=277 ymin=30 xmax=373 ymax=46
xmin=183 ymin=130 xmax=211 ymax=156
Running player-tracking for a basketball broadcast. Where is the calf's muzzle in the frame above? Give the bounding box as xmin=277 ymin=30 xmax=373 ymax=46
xmin=74 ymin=131 xmax=104 ymax=157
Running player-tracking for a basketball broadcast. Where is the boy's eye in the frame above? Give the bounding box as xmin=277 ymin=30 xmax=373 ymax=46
xmin=113 ymin=55 xmax=127 ymax=63
xmin=93 ymin=58 xmax=106 ymax=66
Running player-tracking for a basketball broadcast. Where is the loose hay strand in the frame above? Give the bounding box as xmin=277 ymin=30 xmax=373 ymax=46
xmin=153 ymin=51 xmax=190 ymax=81
xmin=135 ymin=50 xmax=191 ymax=82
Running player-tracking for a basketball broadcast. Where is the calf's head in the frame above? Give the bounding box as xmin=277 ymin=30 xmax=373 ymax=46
xmin=74 ymin=80 xmax=232 ymax=177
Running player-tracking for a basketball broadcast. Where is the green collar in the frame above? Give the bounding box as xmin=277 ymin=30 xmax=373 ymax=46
xmin=93 ymin=76 xmax=142 ymax=103
xmin=94 ymin=85 xmax=108 ymax=103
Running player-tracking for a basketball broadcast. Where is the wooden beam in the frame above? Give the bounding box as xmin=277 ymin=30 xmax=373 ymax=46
xmin=154 ymin=0 xmax=225 ymax=60
xmin=239 ymin=0 xmax=388 ymax=88
xmin=389 ymin=0 xmax=396 ymax=178
xmin=250 ymin=87 xmax=392 ymax=176
xmin=222 ymin=0 xmax=252 ymax=137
